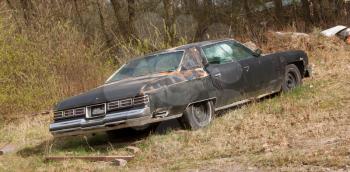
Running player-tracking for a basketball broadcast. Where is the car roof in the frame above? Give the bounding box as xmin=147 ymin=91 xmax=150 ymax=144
xmin=149 ymin=38 xmax=234 ymax=54
xmin=130 ymin=38 xmax=234 ymax=61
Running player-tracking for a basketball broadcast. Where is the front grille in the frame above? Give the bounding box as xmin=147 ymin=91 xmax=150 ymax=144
xmin=133 ymin=95 xmax=149 ymax=105
xmin=54 ymin=107 xmax=86 ymax=120
xmin=120 ymin=98 xmax=133 ymax=108
xmin=54 ymin=95 xmax=149 ymax=120
xmin=107 ymin=101 xmax=119 ymax=110
xmin=107 ymin=95 xmax=149 ymax=111
xmin=74 ymin=107 xmax=86 ymax=116
xmin=54 ymin=111 xmax=63 ymax=118
xmin=63 ymin=109 xmax=74 ymax=117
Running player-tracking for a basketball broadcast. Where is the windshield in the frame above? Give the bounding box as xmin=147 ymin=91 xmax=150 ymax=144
xmin=106 ymin=51 xmax=184 ymax=83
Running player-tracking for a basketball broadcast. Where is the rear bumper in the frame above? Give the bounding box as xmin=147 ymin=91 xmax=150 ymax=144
xmin=50 ymin=107 xmax=182 ymax=137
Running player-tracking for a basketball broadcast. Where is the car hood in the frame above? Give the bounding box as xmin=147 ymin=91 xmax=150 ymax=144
xmin=55 ymin=75 xmax=168 ymax=111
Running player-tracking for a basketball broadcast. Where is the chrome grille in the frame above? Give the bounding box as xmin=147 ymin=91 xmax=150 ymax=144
xmin=54 ymin=107 xmax=86 ymax=119
xmin=63 ymin=109 xmax=74 ymax=117
xmin=107 ymin=101 xmax=119 ymax=110
xmin=120 ymin=98 xmax=133 ymax=108
xmin=107 ymin=95 xmax=149 ymax=111
xmin=133 ymin=95 xmax=149 ymax=105
xmin=54 ymin=111 xmax=63 ymax=118
xmin=74 ymin=107 xmax=86 ymax=116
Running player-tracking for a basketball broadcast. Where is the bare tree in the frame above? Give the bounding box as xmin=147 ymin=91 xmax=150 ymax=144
xmin=110 ymin=0 xmax=137 ymax=42
xmin=273 ymin=0 xmax=284 ymax=26
xmin=73 ymin=0 xmax=84 ymax=28
xmin=19 ymin=0 xmax=36 ymax=27
xmin=163 ymin=0 xmax=176 ymax=46
xmin=96 ymin=0 xmax=112 ymax=47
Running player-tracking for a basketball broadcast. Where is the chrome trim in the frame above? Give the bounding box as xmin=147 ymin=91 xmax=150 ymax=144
xmin=215 ymin=99 xmax=251 ymax=111
xmin=215 ymin=91 xmax=279 ymax=111
xmin=105 ymin=64 xmax=126 ymax=84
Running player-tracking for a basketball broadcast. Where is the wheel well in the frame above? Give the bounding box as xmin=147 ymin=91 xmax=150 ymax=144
xmin=289 ymin=61 xmax=304 ymax=77
xmin=187 ymin=98 xmax=216 ymax=107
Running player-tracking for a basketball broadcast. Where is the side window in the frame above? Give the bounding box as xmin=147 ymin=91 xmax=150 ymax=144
xmin=202 ymin=41 xmax=253 ymax=64
xmin=202 ymin=43 xmax=234 ymax=64
xmin=181 ymin=48 xmax=203 ymax=70
xmin=230 ymin=42 xmax=254 ymax=61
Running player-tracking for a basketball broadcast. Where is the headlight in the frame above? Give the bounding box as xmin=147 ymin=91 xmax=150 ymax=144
xmin=87 ymin=104 xmax=106 ymax=118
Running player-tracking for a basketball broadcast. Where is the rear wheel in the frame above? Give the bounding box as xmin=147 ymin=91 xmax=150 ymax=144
xmin=282 ymin=64 xmax=302 ymax=92
xmin=180 ymin=101 xmax=214 ymax=130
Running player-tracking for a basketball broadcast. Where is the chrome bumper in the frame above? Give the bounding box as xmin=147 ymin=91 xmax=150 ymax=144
xmin=50 ymin=107 xmax=150 ymax=137
xmin=305 ymin=65 xmax=312 ymax=77
xmin=50 ymin=107 xmax=182 ymax=137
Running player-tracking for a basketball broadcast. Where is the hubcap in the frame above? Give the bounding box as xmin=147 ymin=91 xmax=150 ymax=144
xmin=192 ymin=104 xmax=209 ymax=124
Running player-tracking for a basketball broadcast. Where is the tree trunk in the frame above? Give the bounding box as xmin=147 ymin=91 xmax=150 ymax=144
xmin=273 ymin=0 xmax=284 ymax=26
xmin=96 ymin=0 xmax=112 ymax=47
xmin=110 ymin=0 xmax=137 ymax=42
xmin=311 ymin=0 xmax=321 ymax=24
xmin=163 ymin=0 xmax=176 ymax=46
xmin=20 ymin=0 xmax=35 ymax=27
xmin=301 ymin=0 xmax=312 ymax=30
xmin=73 ymin=0 xmax=84 ymax=29
xmin=127 ymin=0 xmax=137 ymax=40
xmin=192 ymin=0 xmax=214 ymax=42
xmin=5 ymin=0 xmax=21 ymax=29
xmin=243 ymin=0 xmax=254 ymax=26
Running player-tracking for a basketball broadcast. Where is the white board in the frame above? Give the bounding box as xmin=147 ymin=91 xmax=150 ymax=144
xmin=321 ymin=25 xmax=347 ymax=37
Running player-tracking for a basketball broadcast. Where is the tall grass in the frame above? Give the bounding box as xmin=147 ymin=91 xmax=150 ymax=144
xmin=0 ymin=18 xmax=114 ymax=120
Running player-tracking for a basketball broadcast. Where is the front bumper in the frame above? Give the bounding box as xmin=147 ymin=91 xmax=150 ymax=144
xmin=304 ymin=65 xmax=312 ymax=78
xmin=50 ymin=107 xmax=182 ymax=137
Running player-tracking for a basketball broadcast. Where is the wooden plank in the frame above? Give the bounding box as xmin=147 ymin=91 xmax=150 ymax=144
xmin=113 ymin=159 xmax=128 ymax=166
xmin=125 ymin=146 xmax=140 ymax=154
xmin=44 ymin=155 xmax=134 ymax=162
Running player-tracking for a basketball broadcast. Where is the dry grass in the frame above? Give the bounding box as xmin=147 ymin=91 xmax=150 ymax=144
xmin=0 ymin=34 xmax=349 ymax=171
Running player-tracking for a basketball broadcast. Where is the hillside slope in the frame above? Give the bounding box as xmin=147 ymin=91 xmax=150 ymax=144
xmin=0 ymin=34 xmax=349 ymax=171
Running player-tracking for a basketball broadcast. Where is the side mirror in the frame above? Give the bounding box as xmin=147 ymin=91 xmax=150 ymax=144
xmin=253 ymin=49 xmax=262 ymax=57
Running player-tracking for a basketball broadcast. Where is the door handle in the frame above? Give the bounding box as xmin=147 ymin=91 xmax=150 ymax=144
xmin=243 ymin=66 xmax=250 ymax=72
xmin=214 ymin=73 xmax=221 ymax=77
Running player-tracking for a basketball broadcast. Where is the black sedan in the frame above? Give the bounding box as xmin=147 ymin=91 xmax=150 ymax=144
xmin=50 ymin=39 xmax=311 ymax=137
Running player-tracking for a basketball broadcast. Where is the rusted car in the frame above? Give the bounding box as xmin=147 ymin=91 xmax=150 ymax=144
xmin=50 ymin=39 xmax=311 ymax=137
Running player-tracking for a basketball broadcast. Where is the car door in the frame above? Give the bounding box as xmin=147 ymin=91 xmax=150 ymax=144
xmin=201 ymin=42 xmax=247 ymax=107
xmin=257 ymin=54 xmax=283 ymax=93
xmin=230 ymin=41 xmax=281 ymax=97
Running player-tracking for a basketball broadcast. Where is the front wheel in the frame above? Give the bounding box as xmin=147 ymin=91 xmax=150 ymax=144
xmin=180 ymin=101 xmax=214 ymax=130
xmin=282 ymin=64 xmax=302 ymax=92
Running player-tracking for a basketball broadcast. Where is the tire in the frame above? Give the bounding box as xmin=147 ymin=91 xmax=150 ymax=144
xmin=282 ymin=64 xmax=302 ymax=92
xmin=180 ymin=101 xmax=214 ymax=130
